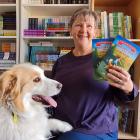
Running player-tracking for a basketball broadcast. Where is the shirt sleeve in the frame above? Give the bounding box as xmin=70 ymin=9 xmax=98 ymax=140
xmin=111 ymin=83 xmax=139 ymax=102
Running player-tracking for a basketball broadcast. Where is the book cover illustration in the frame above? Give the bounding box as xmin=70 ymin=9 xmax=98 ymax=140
xmin=92 ymin=38 xmax=114 ymax=59
xmin=92 ymin=38 xmax=114 ymax=80
xmin=93 ymin=35 xmax=140 ymax=80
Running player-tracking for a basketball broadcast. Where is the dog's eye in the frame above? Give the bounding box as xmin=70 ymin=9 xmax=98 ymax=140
xmin=33 ymin=77 xmax=41 ymax=83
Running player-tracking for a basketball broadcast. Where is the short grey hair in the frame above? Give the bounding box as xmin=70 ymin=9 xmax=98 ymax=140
xmin=69 ymin=8 xmax=98 ymax=28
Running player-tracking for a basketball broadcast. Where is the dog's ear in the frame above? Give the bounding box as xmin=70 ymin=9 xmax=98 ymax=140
xmin=0 ymin=71 xmax=24 ymax=112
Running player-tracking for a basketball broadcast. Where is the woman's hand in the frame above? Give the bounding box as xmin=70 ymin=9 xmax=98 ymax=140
xmin=106 ymin=65 xmax=133 ymax=95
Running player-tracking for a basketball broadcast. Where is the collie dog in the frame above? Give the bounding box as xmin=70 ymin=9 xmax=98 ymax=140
xmin=0 ymin=63 xmax=72 ymax=140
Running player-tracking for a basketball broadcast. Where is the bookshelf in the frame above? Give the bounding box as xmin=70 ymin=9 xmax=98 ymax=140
xmin=91 ymin=0 xmax=140 ymax=139
xmin=19 ymin=0 xmax=140 ymax=139
xmin=20 ymin=0 xmax=90 ymax=64
xmin=0 ymin=0 xmax=19 ymax=69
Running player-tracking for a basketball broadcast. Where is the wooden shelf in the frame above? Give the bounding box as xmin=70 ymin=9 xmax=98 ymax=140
xmin=0 ymin=4 xmax=16 ymax=12
xmin=0 ymin=4 xmax=16 ymax=6
xmin=95 ymin=0 xmax=132 ymax=7
xmin=0 ymin=36 xmax=17 ymax=39
xmin=23 ymin=4 xmax=88 ymax=6
xmin=23 ymin=36 xmax=73 ymax=40
xmin=118 ymin=130 xmax=136 ymax=139
xmin=0 ymin=66 xmax=13 ymax=70
xmin=23 ymin=4 xmax=89 ymax=16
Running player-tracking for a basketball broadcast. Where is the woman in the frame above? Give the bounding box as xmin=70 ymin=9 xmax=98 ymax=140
xmin=51 ymin=8 xmax=138 ymax=140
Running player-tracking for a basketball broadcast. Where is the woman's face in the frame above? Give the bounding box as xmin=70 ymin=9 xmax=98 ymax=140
xmin=70 ymin=15 xmax=96 ymax=49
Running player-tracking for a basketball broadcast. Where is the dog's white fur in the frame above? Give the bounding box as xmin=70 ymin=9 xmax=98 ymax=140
xmin=0 ymin=63 xmax=72 ymax=140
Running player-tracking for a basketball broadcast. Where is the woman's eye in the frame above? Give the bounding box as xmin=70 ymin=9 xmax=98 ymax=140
xmin=75 ymin=24 xmax=81 ymax=27
xmin=33 ymin=77 xmax=41 ymax=83
xmin=87 ymin=25 xmax=92 ymax=28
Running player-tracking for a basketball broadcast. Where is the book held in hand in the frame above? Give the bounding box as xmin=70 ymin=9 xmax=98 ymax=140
xmin=92 ymin=35 xmax=140 ymax=80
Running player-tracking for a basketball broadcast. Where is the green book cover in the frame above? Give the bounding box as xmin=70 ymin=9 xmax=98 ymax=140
xmin=92 ymin=38 xmax=114 ymax=80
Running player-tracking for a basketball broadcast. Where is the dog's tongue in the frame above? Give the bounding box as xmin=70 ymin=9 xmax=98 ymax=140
xmin=32 ymin=95 xmax=57 ymax=108
xmin=42 ymin=96 xmax=57 ymax=108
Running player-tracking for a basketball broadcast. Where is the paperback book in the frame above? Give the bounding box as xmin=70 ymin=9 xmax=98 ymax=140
xmin=92 ymin=38 xmax=114 ymax=80
xmin=92 ymin=35 xmax=140 ymax=80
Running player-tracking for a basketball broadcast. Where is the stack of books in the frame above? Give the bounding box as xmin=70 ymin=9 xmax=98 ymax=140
xmin=0 ymin=12 xmax=16 ymax=36
xmin=0 ymin=41 xmax=16 ymax=67
xmin=28 ymin=41 xmax=59 ymax=71
xmin=28 ymin=41 xmax=73 ymax=70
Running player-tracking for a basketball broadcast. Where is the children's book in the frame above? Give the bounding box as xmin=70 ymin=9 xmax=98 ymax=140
xmin=92 ymin=38 xmax=114 ymax=80
xmin=93 ymin=35 xmax=140 ymax=80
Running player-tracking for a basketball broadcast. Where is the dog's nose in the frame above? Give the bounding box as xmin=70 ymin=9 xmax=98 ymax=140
xmin=57 ymin=83 xmax=62 ymax=90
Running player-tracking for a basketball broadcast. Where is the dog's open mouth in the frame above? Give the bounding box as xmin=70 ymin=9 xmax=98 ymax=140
xmin=32 ymin=95 xmax=57 ymax=108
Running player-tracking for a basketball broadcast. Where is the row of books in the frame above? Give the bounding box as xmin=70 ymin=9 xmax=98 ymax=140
xmin=0 ymin=41 xmax=16 ymax=67
xmin=28 ymin=17 xmax=70 ymax=30
xmin=28 ymin=41 xmax=73 ymax=70
xmin=0 ymin=0 xmax=16 ymax=3
xmin=0 ymin=12 xmax=16 ymax=36
xmin=96 ymin=11 xmax=133 ymax=39
xmin=28 ymin=0 xmax=88 ymax=4
xmin=0 ymin=52 xmax=16 ymax=67
xmin=0 ymin=41 xmax=16 ymax=52
xmin=24 ymin=17 xmax=70 ymax=36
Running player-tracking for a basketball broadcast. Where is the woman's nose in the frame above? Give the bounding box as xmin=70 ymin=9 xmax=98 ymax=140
xmin=80 ymin=24 xmax=87 ymax=32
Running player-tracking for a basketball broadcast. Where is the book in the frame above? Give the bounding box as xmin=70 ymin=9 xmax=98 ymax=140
xmin=93 ymin=35 xmax=140 ymax=80
xmin=92 ymin=38 xmax=114 ymax=80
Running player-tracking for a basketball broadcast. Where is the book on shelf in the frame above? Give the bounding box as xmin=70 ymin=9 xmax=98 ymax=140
xmin=0 ymin=16 xmax=3 ymax=30
xmin=118 ymin=107 xmax=135 ymax=133
xmin=0 ymin=52 xmax=16 ymax=67
xmin=43 ymin=0 xmax=88 ymax=4
xmin=24 ymin=29 xmax=45 ymax=36
xmin=92 ymin=35 xmax=140 ymax=81
xmin=36 ymin=61 xmax=55 ymax=71
xmin=0 ymin=41 xmax=16 ymax=52
xmin=59 ymin=47 xmax=73 ymax=57
xmin=3 ymin=30 xmax=16 ymax=36
xmin=0 ymin=52 xmax=16 ymax=60
xmin=0 ymin=40 xmax=16 ymax=67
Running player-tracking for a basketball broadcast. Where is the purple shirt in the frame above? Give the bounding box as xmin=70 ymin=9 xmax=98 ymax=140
xmin=52 ymin=52 xmax=138 ymax=135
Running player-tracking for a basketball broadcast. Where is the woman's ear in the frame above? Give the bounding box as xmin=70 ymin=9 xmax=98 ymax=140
xmin=69 ymin=27 xmax=72 ymax=36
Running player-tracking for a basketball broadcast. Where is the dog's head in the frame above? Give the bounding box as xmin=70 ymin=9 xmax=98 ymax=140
xmin=0 ymin=63 xmax=62 ymax=112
